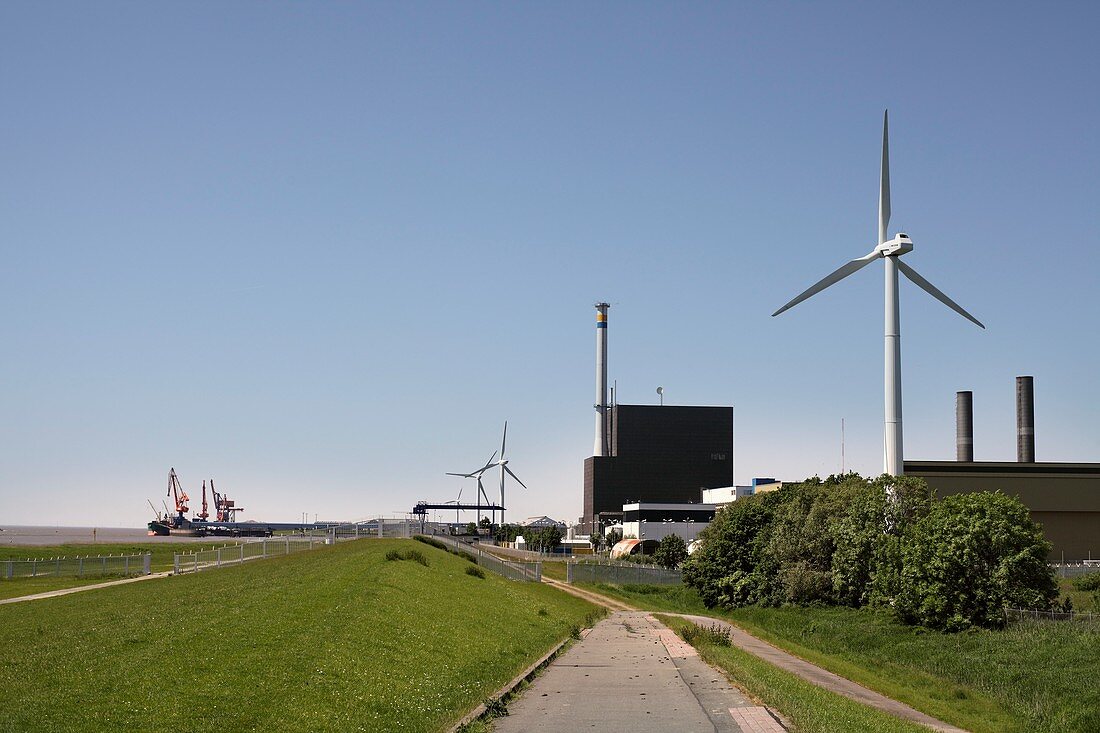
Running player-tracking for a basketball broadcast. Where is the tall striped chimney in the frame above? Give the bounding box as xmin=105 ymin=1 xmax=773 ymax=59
xmin=1017 ymin=376 xmax=1035 ymax=462
xmin=956 ymin=391 xmax=973 ymax=462
xmin=593 ymin=303 xmax=610 ymax=457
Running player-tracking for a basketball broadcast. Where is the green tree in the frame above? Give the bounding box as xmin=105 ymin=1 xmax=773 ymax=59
xmin=830 ymin=474 xmax=933 ymax=607
xmin=494 ymin=523 xmax=522 ymax=543
xmin=464 ymin=522 xmax=477 ymax=536
xmin=682 ymin=494 xmax=778 ymax=608
xmin=605 ymin=528 xmax=623 ymax=547
xmin=589 ymin=532 xmax=604 ymax=551
xmin=894 ymin=491 xmax=1058 ymax=630
xmin=525 ymin=525 xmax=563 ymax=553
xmin=654 ymin=534 xmax=688 ymax=569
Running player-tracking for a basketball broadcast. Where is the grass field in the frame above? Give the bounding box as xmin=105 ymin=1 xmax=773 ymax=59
xmin=0 ymin=538 xmax=600 ymax=733
xmin=0 ymin=540 xmax=292 ymax=599
xmin=587 ymin=583 xmax=1100 ymax=733
xmin=659 ymin=615 xmax=929 ymax=733
xmin=0 ymin=540 xmax=253 ymax=571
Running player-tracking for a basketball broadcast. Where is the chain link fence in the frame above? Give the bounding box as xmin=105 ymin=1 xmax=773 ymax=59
xmin=431 ymin=536 xmax=541 ymax=582
xmin=173 ymin=537 xmax=325 ymax=574
xmin=1052 ymin=562 xmax=1100 ymax=579
xmin=567 ymin=560 xmax=682 ymax=586
xmin=3 ymin=553 xmax=151 ymax=580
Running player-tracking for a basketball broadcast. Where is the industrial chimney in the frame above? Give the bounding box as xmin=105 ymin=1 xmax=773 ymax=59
xmin=593 ymin=303 xmax=610 ymax=457
xmin=1017 ymin=376 xmax=1035 ymax=462
xmin=956 ymin=391 xmax=973 ymax=462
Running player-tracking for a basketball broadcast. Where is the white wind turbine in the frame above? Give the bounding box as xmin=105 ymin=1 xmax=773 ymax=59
xmin=445 ymin=451 xmax=496 ymax=524
xmin=482 ymin=421 xmax=527 ymax=526
xmin=772 ymin=111 xmax=984 ymax=476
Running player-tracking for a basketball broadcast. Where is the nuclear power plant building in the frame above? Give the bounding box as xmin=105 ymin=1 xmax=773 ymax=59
xmin=583 ymin=404 xmax=733 ymax=531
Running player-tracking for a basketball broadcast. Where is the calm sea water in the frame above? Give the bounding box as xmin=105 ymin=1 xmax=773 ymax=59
xmin=0 ymin=526 xmax=212 ymax=546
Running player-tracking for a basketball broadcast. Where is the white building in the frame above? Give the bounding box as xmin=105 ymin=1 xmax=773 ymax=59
xmin=622 ymin=502 xmax=716 ymax=544
xmin=701 ymin=486 xmax=755 ymax=505
xmin=520 ymin=516 xmax=566 ymax=529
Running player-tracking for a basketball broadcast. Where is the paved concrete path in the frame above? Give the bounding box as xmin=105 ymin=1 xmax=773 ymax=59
xmin=494 ymin=611 xmax=785 ymax=733
xmin=0 ymin=572 xmax=169 ymax=605
xmin=528 ymin=575 xmax=967 ymax=733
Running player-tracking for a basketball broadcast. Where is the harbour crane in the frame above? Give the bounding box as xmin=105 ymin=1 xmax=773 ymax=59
xmin=167 ymin=467 xmax=190 ymax=521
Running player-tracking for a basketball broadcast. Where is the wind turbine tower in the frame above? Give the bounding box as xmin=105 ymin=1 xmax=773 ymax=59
xmin=772 ymin=111 xmax=985 ymax=476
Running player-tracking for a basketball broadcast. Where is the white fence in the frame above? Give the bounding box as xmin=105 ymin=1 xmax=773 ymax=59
xmin=1053 ymin=562 xmax=1100 ymax=579
xmin=173 ymin=537 xmax=326 ymax=574
xmin=3 ymin=553 xmax=151 ymax=579
xmin=1005 ymin=607 xmax=1099 ymax=624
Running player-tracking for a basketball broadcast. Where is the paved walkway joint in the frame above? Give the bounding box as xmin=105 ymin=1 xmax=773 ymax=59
xmin=493 ymin=611 xmax=783 ymax=732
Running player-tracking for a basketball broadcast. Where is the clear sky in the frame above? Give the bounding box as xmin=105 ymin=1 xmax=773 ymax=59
xmin=2 ymin=2 xmax=1098 ymax=528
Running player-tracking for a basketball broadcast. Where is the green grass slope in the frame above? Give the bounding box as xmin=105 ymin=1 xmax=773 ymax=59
xmin=0 ymin=539 xmax=599 ymax=733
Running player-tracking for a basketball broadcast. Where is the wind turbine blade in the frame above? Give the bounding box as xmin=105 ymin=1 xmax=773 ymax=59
xmin=772 ymin=251 xmax=880 ymax=317
xmin=500 ymin=421 xmax=508 ymax=459
xmin=879 ymin=110 xmax=890 ymax=245
xmin=897 ymin=260 xmax=985 ymax=329
xmin=484 ymin=451 xmax=497 ymax=467
xmin=504 ymin=465 xmax=528 ymax=489
xmin=445 ymin=472 xmax=469 ymax=477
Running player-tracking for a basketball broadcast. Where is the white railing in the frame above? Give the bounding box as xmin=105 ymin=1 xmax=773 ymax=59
xmin=173 ymin=537 xmax=325 ymax=574
xmin=3 ymin=553 xmax=151 ymax=579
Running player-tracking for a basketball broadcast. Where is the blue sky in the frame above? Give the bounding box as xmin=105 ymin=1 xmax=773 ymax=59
xmin=2 ymin=2 xmax=1098 ymax=527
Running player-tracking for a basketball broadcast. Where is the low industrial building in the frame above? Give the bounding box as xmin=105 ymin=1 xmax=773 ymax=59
xmin=583 ymin=404 xmax=733 ymax=532
xmin=621 ymin=502 xmax=716 ymax=544
xmin=905 ymin=461 xmax=1100 ymax=562
xmin=906 ymin=380 xmax=1100 ymax=562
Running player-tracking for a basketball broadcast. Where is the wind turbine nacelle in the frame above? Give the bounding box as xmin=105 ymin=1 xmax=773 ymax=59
xmin=878 ymin=233 xmax=913 ymax=257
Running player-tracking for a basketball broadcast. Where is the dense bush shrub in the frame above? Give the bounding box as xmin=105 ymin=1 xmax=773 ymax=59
xmin=1073 ymin=571 xmax=1100 ymax=608
xmin=413 ymin=535 xmax=447 ymax=550
xmin=465 ymin=565 xmax=486 ymax=579
xmin=681 ymin=474 xmax=1055 ymax=631
xmin=385 ymin=548 xmax=430 ymax=566
xmin=894 ymin=492 xmax=1058 ymax=630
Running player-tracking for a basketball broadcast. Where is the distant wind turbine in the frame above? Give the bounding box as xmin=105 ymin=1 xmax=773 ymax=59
xmin=482 ymin=422 xmax=527 ymax=526
xmin=446 ymin=451 xmax=496 ymax=524
xmin=772 ymin=111 xmax=984 ymax=476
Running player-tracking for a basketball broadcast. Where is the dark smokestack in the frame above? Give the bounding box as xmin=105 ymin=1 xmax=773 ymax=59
xmin=956 ymin=391 xmax=973 ymax=462
xmin=1016 ymin=376 xmax=1035 ymax=462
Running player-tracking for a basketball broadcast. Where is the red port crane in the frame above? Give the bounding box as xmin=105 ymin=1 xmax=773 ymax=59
xmin=210 ymin=480 xmax=244 ymax=523
xmin=197 ymin=480 xmax=210 ymax=521
xmin=167 ymin=467 xmax=190 ymax=520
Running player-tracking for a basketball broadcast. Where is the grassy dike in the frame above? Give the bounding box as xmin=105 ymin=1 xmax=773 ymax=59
xmin=587 ymin=582 xmax=1099 ymax=733
xmin=0 ymin=539 xmax=600 ymax=733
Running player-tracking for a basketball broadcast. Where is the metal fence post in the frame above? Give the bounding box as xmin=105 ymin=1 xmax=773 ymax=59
xmin=124 ymin=555 xmax=130 ymax=575
xmin=216 ymin=548 xmax=222 ymax=567
xmin=31 ymin=559 xmax=36 ymax=577
xmin=567 ymin=562 xmax=573 ymax=584
xmin=240 ymin=544 xmax=245 ymax=563
xmin=5 ymin=560 xmax=12 ymax=579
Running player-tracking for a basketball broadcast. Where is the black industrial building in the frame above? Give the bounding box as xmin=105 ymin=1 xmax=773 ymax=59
xmin=583 ymin=404 xmax=733 ymax=531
